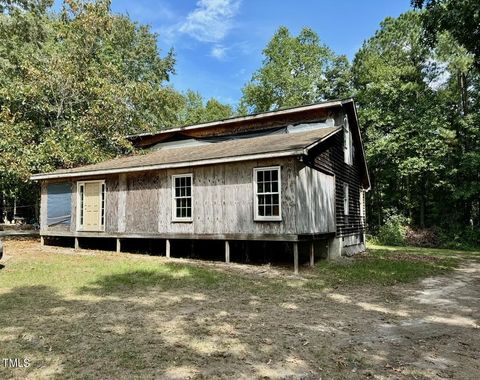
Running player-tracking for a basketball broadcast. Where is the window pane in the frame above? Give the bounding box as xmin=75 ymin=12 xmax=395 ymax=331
xmin=272 ymin=194 xmax=279 ymax=205
xmin=265 ymin=171 xmax=271 ymax=181
xmin=265 ymin=205 xmax=272 ymax=216
xmin=273 ymin=205 xmax=279 ymax=216
xmin=186 ymin=176 xmax=191 ymax=186
xmin=186 ymin=186 xmax=191 ymax=196
xmin=264 ymin=181 xmax=271 ymax=193
xmin=257 ymin=171 xmax=263 ymax=182
xmin=272 ymin=181 xmax=278 ymax=192
xmin=258 ymin=195 xmax=265 ymax=205
xmin=272 ymin=170 xmax=278 ymax=181
xmin=186 ymin=198 xmax=191 ymax=208
xmin=186 ymin=207 xmax=191 ymax=218
xmin=175 ymin=178 xmax=181 ymax=188
xmin=259 ymin=205 xmax=265 ymax=216
xmin=257 ymin=182 xmax=263 ymax=193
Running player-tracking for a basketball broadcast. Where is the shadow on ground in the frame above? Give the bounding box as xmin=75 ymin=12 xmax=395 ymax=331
xmin=0 ymin=256 xmax=479 ymax=379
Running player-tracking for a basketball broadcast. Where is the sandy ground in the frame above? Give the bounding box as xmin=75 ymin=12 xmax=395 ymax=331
xmin=0 ymin=240 xmax=479 ymax=379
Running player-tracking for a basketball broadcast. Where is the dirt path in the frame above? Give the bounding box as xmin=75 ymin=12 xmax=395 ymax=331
xmin=0 ymin=241 xmax=479 ymax=379
xmin=323 ymin=260 xmax=480 ymax=379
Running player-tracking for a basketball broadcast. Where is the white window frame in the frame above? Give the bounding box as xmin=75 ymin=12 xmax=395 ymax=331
xmin=76 ymin=179 xmax=106 ymax=231
xmin=360 ymin=189 xmax=365 ymax=218
xmin=253 ymin=166 xmax=282 ymax=222
xmin=172 ymin=173 xmax=193 ymax=222
xmin=344 ymin=115 xmax=353 ymax=165
xmin=343 ymin=183 xmax=349 ymax=216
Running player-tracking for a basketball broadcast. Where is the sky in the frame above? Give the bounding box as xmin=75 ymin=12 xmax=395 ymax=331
xmin=103 ymin=0 xmax=411 ymax=106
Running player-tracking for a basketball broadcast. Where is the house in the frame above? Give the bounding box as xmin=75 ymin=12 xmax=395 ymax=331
xmin=31 ymin=99 xmax=370 ymax=272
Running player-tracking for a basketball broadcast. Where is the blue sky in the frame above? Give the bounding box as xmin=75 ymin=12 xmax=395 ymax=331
xmin=108 ymin=1 xmax=411 ymax=106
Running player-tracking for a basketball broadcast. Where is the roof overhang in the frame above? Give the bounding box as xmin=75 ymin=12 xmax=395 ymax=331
xmin=30 ymin=150 xmax=305 ymax=181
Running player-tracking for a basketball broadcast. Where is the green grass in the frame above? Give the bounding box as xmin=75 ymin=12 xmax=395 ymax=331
xmin=0 ymin=251 xmax=227 ymax=296
xmin=306 ymin=244 xmax=463 ymax=289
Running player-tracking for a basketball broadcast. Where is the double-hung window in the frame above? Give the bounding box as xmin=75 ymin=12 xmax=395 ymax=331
xmin=172 ymin=174 xmax=193 ymax=222
xmin=254 ymin=166 xmax=281 ymax=221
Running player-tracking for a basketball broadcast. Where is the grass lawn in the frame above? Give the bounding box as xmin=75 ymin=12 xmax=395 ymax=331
xmin=0 ymin=239 xmax=477 ymax=379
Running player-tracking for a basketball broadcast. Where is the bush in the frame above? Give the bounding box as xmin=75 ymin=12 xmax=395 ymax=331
xmin=376 ymin=213 xmax=408 ymax=246
xmin=437 ymin=227 xmax=480 ymax=250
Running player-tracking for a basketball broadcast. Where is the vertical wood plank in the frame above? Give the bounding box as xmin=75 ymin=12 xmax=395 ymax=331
xmin=116 ymin=238 xmax=121 ymax=253
xmin=225 ymin=240 xmax=230 ymax=263
xmin=293 ymin=242 xmax=299 ymax=274
xmin=118 ymin=173 xmax=127 ymax=233
xmin=310 ymin=241 xmax=315 ymax=267
xmin=166 ymin=239 xmax=170 ymax=258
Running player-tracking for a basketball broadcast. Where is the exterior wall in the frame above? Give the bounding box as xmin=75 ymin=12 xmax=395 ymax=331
xmin=295 ymin=162 xmax=335 ymax=234
xmin=42 ymin=157 xmax=337 ymax=239
xmin=310 ymin=111 xmax=367 ymax=255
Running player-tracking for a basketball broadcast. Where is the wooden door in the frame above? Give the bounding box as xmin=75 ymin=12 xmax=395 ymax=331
xmin=83 ymin=182 xmax=101 ymax=231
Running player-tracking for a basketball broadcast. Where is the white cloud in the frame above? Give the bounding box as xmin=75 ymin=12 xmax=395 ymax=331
xmin=179 ymin=0 xmax=241 ymax=43
xmin=211 ymin=45 xmax=227 ymax=59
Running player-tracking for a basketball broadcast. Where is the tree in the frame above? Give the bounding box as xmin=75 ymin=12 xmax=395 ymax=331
xmin=240 ymin=26 xmax=352 ymax=113
xmin=353 ymin=12 xmax=452 ymax=228
xmin=412 ymin=0 xmax=480 ymax=69
xmin=0 ymin=0 xmax=182 ymax=215
xmin=178 ymin=90 xmax=233 ymax=125
xmin=353 ymin=10 xmax=480 ymax=234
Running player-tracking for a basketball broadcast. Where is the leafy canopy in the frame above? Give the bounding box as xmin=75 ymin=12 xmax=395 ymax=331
xmin=240 ymin=26 xmax=352 ymax=113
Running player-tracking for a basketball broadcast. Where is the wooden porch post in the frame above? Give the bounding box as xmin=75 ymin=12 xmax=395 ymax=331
xmin=116 ymin=238 xmax=121 ymax=253
xmin=74 ymin=237 xmax=79 ymax=250
xmin=293 ymin=242 xmax=299 ymax=275
xmin=40 ymin=236 xmax=45 ymax=246
xmin=309 ymin=241 xmax=315 ymax=267
xmin=225 ymin=240 xmax=230 ymax=263
xmin=166 ymin=239 xmax=171 ymax=258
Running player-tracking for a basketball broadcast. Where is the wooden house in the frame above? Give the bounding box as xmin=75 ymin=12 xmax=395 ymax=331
xmin=31 ymin=99 xmax=370 ymax=272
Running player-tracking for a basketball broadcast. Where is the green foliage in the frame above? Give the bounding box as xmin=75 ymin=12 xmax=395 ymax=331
xmin=178 ymin=90 xmax=233 ymax=125
xmin=240 ymin=26 xmax=352 ymax=113
xmin=377 ymin=212 xmax=409 ymax=246
xmin=353 ymin=11 xmax=480 ymax=239
xmin=412 ymin=0 xmax=480 ymax=69
xmin=0 ymin=0 xmax=182 ymax=200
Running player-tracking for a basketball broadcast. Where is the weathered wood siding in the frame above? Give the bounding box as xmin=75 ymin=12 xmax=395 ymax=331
xmin=309 ymin=112 xmax=366 ymax=239
xmin=154 ymin=158 xmax=298 ymax=236
xmin=295 ymin=162 xmax=335 ymax=234
xmin=125 ymin=173 xmax=159 ymax=233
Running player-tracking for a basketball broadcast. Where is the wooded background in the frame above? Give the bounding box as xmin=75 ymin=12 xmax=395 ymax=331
xmin=1 ymin=0 xmax=478 ymax=247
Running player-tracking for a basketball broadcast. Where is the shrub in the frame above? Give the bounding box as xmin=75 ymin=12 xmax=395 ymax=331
xmin=376 ymin=213 xmax=408 ymax=246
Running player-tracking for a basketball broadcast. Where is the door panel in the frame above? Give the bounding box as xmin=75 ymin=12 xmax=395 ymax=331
xmin=83 ymin=182 xmax=101 ymax=231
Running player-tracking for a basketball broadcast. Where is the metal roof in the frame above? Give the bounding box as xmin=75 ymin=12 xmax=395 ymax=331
xmin=31 ymin=126 xmax=341 ymax=180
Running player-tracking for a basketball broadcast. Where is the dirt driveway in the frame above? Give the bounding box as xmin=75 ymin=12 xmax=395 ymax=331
xmin=0 ymin=240 xmax=479 ymax=379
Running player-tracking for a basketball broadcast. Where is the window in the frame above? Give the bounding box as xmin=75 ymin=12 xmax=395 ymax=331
xmin=254 ymin=166 xmax=281 ymax=221
xmin=172 ymin=174 xmax=193 ymax=222
xmin=77 ymin=180 xmax=105 ymax=231
xmin=344 ymin=115 xmax=353 ymax=165
xmin=343 ymin=183 xmax=349 ymax=215
xmin=360 ymin=190 xmax=365 ymax=218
